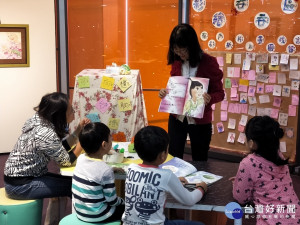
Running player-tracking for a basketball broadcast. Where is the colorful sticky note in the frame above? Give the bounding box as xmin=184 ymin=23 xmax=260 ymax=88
xmin=273 ymin=85 xmax=282 ymax=96
xmin=239 ymin=79 xmax=249 ymax=86
xmin=118 ymin=98 xmax=132 ymax=112
xmin=108 ymin=117 xmax=120 ymax=130
xmin=257 ymin=83 xmax=265 ymax=94
xmin=273 ymin=97 xmax=282 ymax=107
xmin=268 ymin=72 xmax=276 ymax=83
xmin=221 ymin=111 xmax=228 ymax=121
xmin=288 ymin=105 xmax=297 ymax=116
xmin=95 ymin=98 xmax=111 ymax=114
xmin=77 ymin=76 xmax=90 ymax=88
xmin=292 ymin=94 xmax=299 ymax=106
xmin=265 ymin=85 xmax=274 ymax=93
xmin=226 ymin=53 xmax=232 ymax=64
xmin=269 ymin=64 xmax=279 ymax=71
xmin=225 ymin=78 xmax=231 ymax=88
xmin=248 ymin=70 xmax=256 ymax=81
xmin=231 ymin=87 xmax=238 ymax=97
xmin=227 ymin=132 xmax=236 ymax=143
xmin=100 ymin=76 xmax=115 ymax=90
xmin=248 ymin=86 xmax=256 ymax=97
xmin=86 ymin=113 xmax=101 ymax=122
xmin=216 ymin=57 xmax=224 ymax=66
xmin=234 ymin=67 xmax=240 ymax=77
xmin=221 ymin=101 xmax=228 ymax=111
xmin=117 ymin=77 xmax=132 ymax=92
xmin=270 ymin=108 xmax=279 ymax=119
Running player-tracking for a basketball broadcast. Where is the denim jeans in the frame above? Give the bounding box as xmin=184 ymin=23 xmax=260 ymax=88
xmin=164 ymin=218 xmax=205 ymax=225
xmin=5 ymin=172 xmax=72 ymax=200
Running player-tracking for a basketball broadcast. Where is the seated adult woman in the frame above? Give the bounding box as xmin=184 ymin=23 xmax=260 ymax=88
xmin=4 ymin=92 xmax=89 ymax=200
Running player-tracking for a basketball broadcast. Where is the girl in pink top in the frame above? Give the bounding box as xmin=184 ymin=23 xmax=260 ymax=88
xmin=233 ymin=116 xmax=300 ymax=225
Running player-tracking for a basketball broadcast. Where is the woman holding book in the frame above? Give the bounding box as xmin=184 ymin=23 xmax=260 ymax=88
xmin=159 ymin=24 xmax=224 ymax=161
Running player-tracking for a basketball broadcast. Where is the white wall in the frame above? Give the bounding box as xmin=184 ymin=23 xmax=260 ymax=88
xmin=0 ymin=0 xmax=57 ymax=153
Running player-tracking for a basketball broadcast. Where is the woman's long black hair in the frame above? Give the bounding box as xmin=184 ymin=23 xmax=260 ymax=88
xmin=167 ymin=24 xmax=203 ymax=67
xmin=34 ymin=92 xmax=69 ymax=139
xmin=245 ymin=116 xmax=288 ymax=166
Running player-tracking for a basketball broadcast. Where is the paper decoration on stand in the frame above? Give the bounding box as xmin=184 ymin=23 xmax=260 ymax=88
xmin=100 ymin=76 xmax=115 ymax=90
xmin=234 ymin=0 xmax=249 ymax=12
xmin=200 ymin=31 xmax=208 ymax=41
xmin=95 ymin=98 xmax=111 ymax=114
xmin=112 ymin=132 xmax=127 ymax=142
xmin=86 ymin=113 xmax=101 ymax=122
xmin=281 ymin=0 xmax=298 ymax=14
xmin=117 ymin=77 xmax=132 ymax=92
xmin=256 ymin=35 xmax=265 ymax=45
xmin=254 ymin=12 xmax=270 ymax=29
xmin=78 ymin=76 xmax=90 ymax=88
xmin=192 ymin=0 xmax=206 ymax=12
xmin=118 ymin=98 xmax=132 ymax=112
xmin=212 ymin=11 xmax=226 ymax=28
xmin=108 ymin=117 xmax=120 ymax=130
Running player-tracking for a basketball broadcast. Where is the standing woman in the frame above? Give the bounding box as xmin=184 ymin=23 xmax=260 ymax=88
xmin=4 ymin=92 xmax=89 ymax=200
xmin=159 ymin=24 xmax=224 ymax=161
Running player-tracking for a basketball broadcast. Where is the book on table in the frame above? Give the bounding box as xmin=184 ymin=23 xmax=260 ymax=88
xmin=159 ymin=157 xmax=223 ymax=188
xmin=158 ymin=76 xmax=209 ymax=119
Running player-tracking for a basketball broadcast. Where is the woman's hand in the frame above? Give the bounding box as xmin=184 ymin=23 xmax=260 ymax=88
xmin=158 ymin=89 xmax=168 ymax=99
xmin=74 ymin=118 xmax=90 ymax=136
xmin=203 ymin=93 xmax=211 ymax=105
xmin=79 ymin=118 xmax=90 ymax=130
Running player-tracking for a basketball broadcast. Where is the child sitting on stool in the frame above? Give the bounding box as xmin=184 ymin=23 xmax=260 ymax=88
xmin=122 ymin=126 xmax=207 ymax=225
xmin=72 ymin=122 xmax=125 ymax=223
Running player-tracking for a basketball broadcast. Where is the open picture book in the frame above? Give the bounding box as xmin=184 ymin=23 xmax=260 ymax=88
xmin=159 ymin=157 xmax=223 ymax=186
xmin=158 ymin=76 xmax=209 ymax=119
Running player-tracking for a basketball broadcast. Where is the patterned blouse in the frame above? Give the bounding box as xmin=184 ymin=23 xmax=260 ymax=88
xmin=4 ymin=113 xmax=76 ymax=179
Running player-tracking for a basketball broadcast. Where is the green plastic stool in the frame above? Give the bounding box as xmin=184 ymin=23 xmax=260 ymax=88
xmin=0 ymin=188 xmax=43 ymax=225
xmin=59 ymin=213 xmax=121 ymax=225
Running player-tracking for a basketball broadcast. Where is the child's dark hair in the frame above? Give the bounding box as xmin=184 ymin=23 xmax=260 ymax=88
xmin=79 ymin=122 xmax=110 ymax=155
xmin=34 ymin=92 xmax=69 ymax=139
xmin=245 ymin=116 xmax=288 ymax=166
xmin=167 ymin=24 xmax=203 ymax=67
xmin=134 ymin=126 xmax=169 ymax=162
xmin=189 ymin=80 xmax=203 ymax=97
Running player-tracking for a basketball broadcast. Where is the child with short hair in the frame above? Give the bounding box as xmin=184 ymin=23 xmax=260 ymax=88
xmin=72 ymin=122 xmax=125 ymax=223
xmin=122 ymin=126 xmax=206 ymax=225
xmin=232 ymin=116 xmax=300 ymax=224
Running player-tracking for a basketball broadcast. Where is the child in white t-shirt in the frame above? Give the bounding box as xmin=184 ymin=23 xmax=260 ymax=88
xmin=122 ymin=126 xmax=206 ymax=225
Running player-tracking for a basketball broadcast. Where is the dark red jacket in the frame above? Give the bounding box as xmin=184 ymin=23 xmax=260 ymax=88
xmin=170 ymin=53 xmax=224 ymax=124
